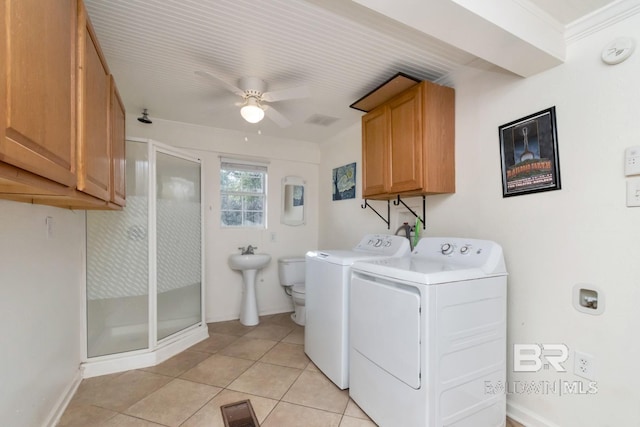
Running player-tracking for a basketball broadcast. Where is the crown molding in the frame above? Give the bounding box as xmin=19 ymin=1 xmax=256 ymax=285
xmin=565 ymin=0 xmax=640 ymax=43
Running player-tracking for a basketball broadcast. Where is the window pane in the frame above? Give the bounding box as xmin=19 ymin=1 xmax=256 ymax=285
xmin=245 ymin=195 xmax=264 ymax=210
xmin=221 ymin=194 xmax=242 ymax=210
xmin=221 ymin=211 xmax=242 ymax=227
xmin=220 ymin=170 xmax=242 ymax=191
xmin=243 ymin=175 xmax=263 ymax=192
xmin=244 ymin=211 xmax=263 ymax=227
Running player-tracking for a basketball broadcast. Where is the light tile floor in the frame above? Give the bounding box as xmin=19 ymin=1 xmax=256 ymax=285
xmin=59 ymin=312 xmax=525 ymax=427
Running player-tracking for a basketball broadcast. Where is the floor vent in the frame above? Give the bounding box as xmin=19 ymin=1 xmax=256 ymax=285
xmin=221 ymin=399 xmax=260 ymax=427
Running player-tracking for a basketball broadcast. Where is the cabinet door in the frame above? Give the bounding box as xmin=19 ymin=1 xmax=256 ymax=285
xmin=387 ymin=84 xmax=423 ymax=194
xmin=1 ymin=0 xmax=77 ymax=187
xmin=77 ymin=2 xmax=111 ymax=201
xmin=362 ymin=107 xmax=388 ymax=198
xmin=110 ymin=76 xmax=126 ymax=206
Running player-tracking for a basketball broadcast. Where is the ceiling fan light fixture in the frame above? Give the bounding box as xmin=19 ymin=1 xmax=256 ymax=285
xmin=240 ymin=98 xmax=265 ymax=123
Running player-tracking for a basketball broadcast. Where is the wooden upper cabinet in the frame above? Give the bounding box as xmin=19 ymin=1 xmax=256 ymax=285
xmin=77 ymin=1 xmax=111 ymax=201
xmin=361 ymin=80 xmax=455 ymax=199
xmin=110 ymin=76 xmax=126 ymax=207
xmin=1 ymin=0 xmax=77 ymax=187
xmin=387 ymin=85 xmax=423 ymax=194
xmin=362 ymin=108 xmax=388 ymax=198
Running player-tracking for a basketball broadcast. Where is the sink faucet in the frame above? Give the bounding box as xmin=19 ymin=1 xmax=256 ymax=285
xmin=239 ymin=245 xmax=257 ymax=255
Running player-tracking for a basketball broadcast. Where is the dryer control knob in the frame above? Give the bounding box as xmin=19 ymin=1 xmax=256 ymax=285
xmin=460 ymin=245 xmax=470 ymax=255
xmin=374 ymin=239 xmax=383 ymax=247
xmin=441 ymin=243 xmax=454 ymax=255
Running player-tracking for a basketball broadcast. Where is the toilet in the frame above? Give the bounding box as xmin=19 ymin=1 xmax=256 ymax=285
xmin=278 ymin=257 xmax=306 ymax=326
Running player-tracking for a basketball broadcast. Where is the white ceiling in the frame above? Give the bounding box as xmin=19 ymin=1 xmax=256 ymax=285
xmin=83 ymin=0 xmax=621 ymax=143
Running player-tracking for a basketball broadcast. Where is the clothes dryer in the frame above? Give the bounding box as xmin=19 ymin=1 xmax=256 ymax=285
xmin=349 ymin=237 xmax=508 ymax=427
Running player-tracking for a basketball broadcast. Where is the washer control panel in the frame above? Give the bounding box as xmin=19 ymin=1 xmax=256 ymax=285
xmin=413 ymin=237 xmax=503 ymax=270
xmin=354 ymin=234 xmax=411 ymax=255
xmin=440 ymin=242 xmax=475 ymax=256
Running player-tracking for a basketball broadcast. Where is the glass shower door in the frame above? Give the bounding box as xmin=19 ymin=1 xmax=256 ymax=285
xmin=155 ymin=150 xmax=202 ymax=341
xmin=86 ymin=140 xmax=149 ymax=358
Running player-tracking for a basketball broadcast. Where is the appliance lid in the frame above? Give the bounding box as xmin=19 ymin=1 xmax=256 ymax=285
xmin=351 ymin=257 xmax=503 ymax=284
xmin=351 ymin=237 xmax=508 ymax=285
xmin=305 ymin=233 xmax=411 ymax=266
xmin=306 ymin=249 xmax=396 ymax=266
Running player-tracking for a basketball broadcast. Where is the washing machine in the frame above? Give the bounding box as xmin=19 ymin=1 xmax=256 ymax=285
xmin=349 ymin=237 xmax=508 ymax=427
xmin=305 ymin=234 xmax=411 ymax=389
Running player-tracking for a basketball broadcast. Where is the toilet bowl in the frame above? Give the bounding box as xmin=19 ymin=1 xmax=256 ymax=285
xmin=278 ymin=257 xmax=306 ymax=326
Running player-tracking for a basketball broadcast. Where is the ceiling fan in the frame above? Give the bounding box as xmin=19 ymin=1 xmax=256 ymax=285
xmin=195 ymin=71 xmax=310 ymax=127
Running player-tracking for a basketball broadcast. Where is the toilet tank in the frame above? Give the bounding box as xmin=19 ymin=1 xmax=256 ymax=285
xmin=278 ymin=257 xmax=306 ymax=286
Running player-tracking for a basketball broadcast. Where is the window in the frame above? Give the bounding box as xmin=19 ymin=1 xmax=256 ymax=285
xmin=220 ymin=158 xmax=267 ymax=228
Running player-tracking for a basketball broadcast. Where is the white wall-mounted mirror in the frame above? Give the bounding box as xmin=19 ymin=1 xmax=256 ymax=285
xmin=281 ymin=176 xmax=305 ymax=226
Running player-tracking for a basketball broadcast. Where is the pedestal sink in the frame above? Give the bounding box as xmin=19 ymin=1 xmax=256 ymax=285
xmin=229 ymin=253 xmax=271 ymax=326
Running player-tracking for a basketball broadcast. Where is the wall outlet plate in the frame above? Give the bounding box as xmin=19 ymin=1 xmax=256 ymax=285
xmin=627 ymin=178 xmax=640 ymax=207
xmin=46 ymin=216 xmax=54 ymax=239
xmin=574 ymin=351 xmax=596 ymax=380
xmin=625 ymin=146 xmax=640 ymax=176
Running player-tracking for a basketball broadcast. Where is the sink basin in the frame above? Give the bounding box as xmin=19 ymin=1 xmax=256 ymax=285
xmin=228 ymin=253 xmax=271 ymax=326
xmin=229 ymin=253 xmax=271 ymax=271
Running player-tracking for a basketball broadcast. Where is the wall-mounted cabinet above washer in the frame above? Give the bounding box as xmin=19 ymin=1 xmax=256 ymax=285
xmin=361 ymin=80 xmax=455 ymax=200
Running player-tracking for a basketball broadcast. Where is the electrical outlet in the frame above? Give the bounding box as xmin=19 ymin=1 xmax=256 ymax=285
xmin=46 ymin=216 xmax=54 ymax=239
xmin=574 ymin=351 xmax=595 ymax=380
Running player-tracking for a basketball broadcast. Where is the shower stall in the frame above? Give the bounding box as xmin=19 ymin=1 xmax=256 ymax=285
xmin=83 ymin=138 xmax=207 ymax=377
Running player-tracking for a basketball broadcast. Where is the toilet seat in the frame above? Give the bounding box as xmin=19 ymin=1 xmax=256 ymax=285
xmin=292 ymin=284 xmax=305 ymax=295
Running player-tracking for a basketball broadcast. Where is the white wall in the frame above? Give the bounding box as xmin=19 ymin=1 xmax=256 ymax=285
xmin=318 ymin=122 xmax=416 ymax=249
xmin=319 ymin=13 xmax=640 ymax=427
xmin=127 ymin=118 xmax=320 ymax=322
xmin=0 ymin=200 xmax=84 ymax=427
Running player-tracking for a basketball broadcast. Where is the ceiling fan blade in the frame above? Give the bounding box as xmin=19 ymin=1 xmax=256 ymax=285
xmin=263 ymin=105 xmax=292 ymax=128
xmin=194 ymin=71 xmax=245 ymax=97
xmin=262 ymin=85 xmax=310 ymax=102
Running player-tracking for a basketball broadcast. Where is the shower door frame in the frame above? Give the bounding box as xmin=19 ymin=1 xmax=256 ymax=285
xmin=150 ymin=142 xmax=206 ymax=348
xmin=81 ymin=137 xmax=208 ymax=378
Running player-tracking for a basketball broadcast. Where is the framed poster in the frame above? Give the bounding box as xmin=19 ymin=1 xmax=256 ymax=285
xmin=499 ymin=107 xmax=561 ymax=197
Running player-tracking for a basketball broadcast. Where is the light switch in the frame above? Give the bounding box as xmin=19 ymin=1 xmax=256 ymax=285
xmin=626 ymin=178 xmax=640 ymax=207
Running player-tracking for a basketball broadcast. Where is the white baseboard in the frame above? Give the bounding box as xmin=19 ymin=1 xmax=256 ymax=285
xmin=45 ymin=368 xmax=83 ymax=427
xmin=205 ymin=306 xmax=293 ymax=323
xmin=205 ymin=313 xmax=238 ymax=323
xmin=507 ymin=401 xmax=561 ymax=427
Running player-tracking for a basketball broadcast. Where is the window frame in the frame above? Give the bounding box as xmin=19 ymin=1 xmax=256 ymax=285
xmin=219 ymin=158 xmax=268 ymax=229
